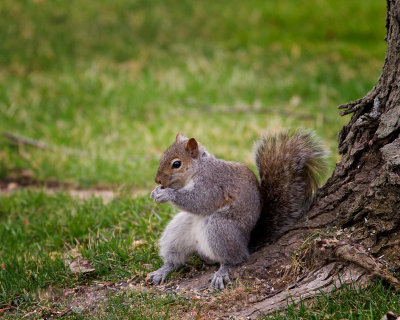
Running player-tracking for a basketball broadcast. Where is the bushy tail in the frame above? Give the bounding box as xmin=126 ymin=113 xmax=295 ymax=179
xmin=250 ymin=128 xmax=328 ymax=246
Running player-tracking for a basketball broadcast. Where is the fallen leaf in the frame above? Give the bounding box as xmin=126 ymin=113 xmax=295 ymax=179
xmin=67 ymin=258 xmax=95 ymax=274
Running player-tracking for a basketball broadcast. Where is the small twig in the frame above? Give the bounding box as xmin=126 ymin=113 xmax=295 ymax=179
xmin=21 ymin=310 xmax=38 ymax=318
xmin=2 ymin=131 xmax=155 ymax=162
xmin=2 ymin=131 xmax=86 ymax=156
xmin=2 ymin=132 xmax=49 ymax=150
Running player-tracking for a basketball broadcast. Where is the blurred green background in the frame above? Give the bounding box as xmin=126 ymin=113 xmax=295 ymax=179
xmin=0 ymin=0 xmax=386 ymax=190
xmin=0 ymin=1 xmax=394 ymax=319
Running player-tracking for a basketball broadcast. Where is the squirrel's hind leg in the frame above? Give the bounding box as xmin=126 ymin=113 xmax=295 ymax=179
xmin=147 ymin=211 xmax=196 ymax=285
xmin=206 ymin=217 xmax=251 ymax=289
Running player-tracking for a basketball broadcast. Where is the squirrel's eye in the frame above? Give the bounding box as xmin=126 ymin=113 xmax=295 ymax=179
xmin=172 ymin=161 xmax=181 ymax=169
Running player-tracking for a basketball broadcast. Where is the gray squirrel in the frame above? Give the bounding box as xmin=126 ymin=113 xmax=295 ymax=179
xmin=147 ymin=129 xmax=327 ymax=289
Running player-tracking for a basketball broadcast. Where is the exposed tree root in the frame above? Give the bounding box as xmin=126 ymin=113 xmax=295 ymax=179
xmin=232 ymin=263 xmax=367 ymax=319
xmin=229 ymin=238 xmax=399 ymax=318
xmin=306 ymin=238 xmax=400 ymax=290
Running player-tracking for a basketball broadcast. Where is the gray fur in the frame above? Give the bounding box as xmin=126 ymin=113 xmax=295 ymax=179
xmin=148 ymin=130 xmax=327 ymax=289
xmin=250 ymin=128 xmax=328 ymax=244
xmin=149 ymin=141 xmax=260 ymax=289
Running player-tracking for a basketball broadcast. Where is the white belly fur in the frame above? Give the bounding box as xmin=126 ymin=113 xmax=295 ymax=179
xmin=191 ymin=214 xmax=217 ymax=262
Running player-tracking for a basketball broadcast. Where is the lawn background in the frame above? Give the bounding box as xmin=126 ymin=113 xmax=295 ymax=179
xmin=1 ymin=0 xmax=398 ymax=319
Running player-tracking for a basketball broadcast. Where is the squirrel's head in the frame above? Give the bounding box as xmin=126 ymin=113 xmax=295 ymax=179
xmin=155 ymin=133 xmax=202 ymax=189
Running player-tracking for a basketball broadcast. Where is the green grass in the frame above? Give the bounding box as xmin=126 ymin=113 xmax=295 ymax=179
xmin=0 ymin=192 xmax=169 ymax=309
xmin=0 ymin=0 xmax=386 ymax=187
xmin=0 ymin=0 xmax=397 ymax=319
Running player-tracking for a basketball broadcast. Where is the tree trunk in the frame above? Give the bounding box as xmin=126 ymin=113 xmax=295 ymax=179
xmin=317 ymin=0 xmax=400 ymax=266
xmin=171 ymin=1 xmax=400 ymax=318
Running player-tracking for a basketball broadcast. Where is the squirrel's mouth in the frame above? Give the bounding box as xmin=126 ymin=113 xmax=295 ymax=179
xmin=165 ymin=182 xmax=183 ymax=190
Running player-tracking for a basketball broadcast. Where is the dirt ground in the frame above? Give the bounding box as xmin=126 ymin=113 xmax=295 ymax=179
xmin=0 ymin=168 xmax=149 ymax=203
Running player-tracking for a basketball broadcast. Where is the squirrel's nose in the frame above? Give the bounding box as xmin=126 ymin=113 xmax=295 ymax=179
xmin=155 ymin=175 xmax=162 ymax=185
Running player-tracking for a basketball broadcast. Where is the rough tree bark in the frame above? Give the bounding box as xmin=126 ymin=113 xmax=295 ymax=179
xmin=171 ymin=1 xmax=400 ymax=318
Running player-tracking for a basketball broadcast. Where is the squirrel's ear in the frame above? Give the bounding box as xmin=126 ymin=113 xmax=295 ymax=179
xmin=185 ymin=138 xmax=199 ymax=158
xmin=176 ymin=132 xmax=187 ymax=143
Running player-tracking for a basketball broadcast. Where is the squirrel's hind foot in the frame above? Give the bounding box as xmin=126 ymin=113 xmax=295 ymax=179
xmin=210 ymin=264 xmax=232 ymax=290
xmin=147 ymin=264 xmax=174 ymax=285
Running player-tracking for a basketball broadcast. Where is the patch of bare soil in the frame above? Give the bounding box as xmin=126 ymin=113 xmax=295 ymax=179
xmin=0 ymin=168 xmax=147 ymax=203
xmin=0 ymin=168 xmax=65 ymax=190
xmin=17 ymin=280 xmax=151 ymax=319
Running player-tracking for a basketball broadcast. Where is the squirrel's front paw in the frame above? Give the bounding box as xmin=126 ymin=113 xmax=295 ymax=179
xmin=150 ymin=186 xmax=173 ymax=204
